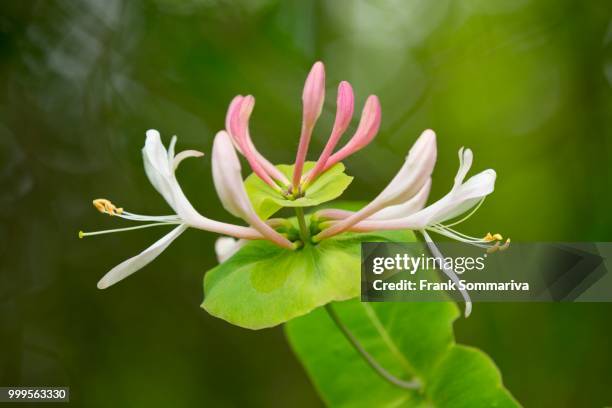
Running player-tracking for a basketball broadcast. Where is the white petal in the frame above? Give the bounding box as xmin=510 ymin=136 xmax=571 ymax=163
xmin=215 ymin=237 xmax=245 ymax=262
xmin=454 ymin=148 xmax=473 ymax=187
xmin=212 ymin=131 xmax=250 ymax=219
xmin=421 ymin=230 xmax=472 ymax=317
xmin=407 ymin=169 xmax=496 ymax=226
xmin=97 ymin=224 xmax=188 ymax=289
xmin=369 ymin=178 xmax=432 ymax=220
xmin=143 ymin=130 xmax=175 ymax=207
xmin=375 ymin=129 xmax=437 ymax=207
xmin=439 ymin=169 xmax=496 ymax=222
xmin=168 ymin=135 xmax=178 ymax=161
xmin=144 ymin=129 xmax=171 ymax=175
xmin=173 ymin=150 xmax=204 ymax=171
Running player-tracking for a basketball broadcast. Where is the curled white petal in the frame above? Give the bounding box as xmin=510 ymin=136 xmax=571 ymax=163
xmin=173 ymin=150 xmax=204 ymax=171
xmin=412 ymin=169 xmax=496 ymax=226
xmin=422 ymin=229 xmax=472 ymax=317
xmin=97 ymin=224 xmax=188 ymax=289
xmin=454 ymin=147 xmax=473 ymax=187
xmin=168 ymin=135 xmax=178 ymax=160
xmin=215 ymin=237 xmax=246 ymax=263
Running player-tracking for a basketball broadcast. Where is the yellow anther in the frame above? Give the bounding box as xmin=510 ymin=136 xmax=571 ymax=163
xmin=93 ymin=199 xmax=108 ymax=213
xmin=499 ymin=238 xmax=511 ymax=251
xmin=92 ymin=198 xmax=123 ymax=216
xmin=78 ymin=231 xmax=84 ymax=239
xmin=483 ymin=232 xmax=503 ymax=242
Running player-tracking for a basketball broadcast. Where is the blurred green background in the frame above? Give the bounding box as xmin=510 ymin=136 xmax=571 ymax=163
xmin=1 ymin=0 xmax=611 ymax=406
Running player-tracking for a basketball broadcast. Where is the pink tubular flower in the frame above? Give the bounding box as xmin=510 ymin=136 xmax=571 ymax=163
xmin=321 ymin=95 xmax=381 ymax=172
xmin=292 ymin=61 xmax=325 ymax=191
xmin=226 ymin=96 xmax=288 ymax=191
xmin=314 ymin=129 xmax=437 ymax=241
xmin=303 ymin=81 xmax=354 ymax=186
xmin=225 ymin=95 xmax=289 ymax=185
xmin=212 ymin=131 xmax=294 ymax=249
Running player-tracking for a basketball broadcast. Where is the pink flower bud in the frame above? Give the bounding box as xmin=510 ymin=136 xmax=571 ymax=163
xmin=333 ymin=81 xmax=355 ymax=135
xmin=292 ymin=61 xmax=326 ymax=189
xmin=225 ymin=95 xmax=245 ymax=153
xmin=302 ymin=61 xmax=326 ymax=127
xmin=225 ymin=95 xmax=289 ymax=187
xmin=304 ymin=81 xmax=354 ymax=185
xmin=323 ymin=95 xmax=381 ymax=171
xmin=225 ymin=96 xmax=282 ymax=191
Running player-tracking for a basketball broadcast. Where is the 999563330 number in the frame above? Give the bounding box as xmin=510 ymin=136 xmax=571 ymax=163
xmin=1 ymin=387 xmax=69 ymax=402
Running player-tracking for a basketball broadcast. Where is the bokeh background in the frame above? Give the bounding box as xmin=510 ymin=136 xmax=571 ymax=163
xmin=1 ymin=0 xmax=611 ymax=406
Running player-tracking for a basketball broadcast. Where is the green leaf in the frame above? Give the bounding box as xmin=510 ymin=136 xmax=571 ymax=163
xmin=245 ymin=161 xmax=353 ymax=219
xmin=202 ymin=229 xmax=415 ymax=330
xmin=285 ymin=300 xmax=520 ymax=407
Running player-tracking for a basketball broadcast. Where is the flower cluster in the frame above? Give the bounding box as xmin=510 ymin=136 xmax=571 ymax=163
xmin=81 ymin=62 xmax=508 ymax=316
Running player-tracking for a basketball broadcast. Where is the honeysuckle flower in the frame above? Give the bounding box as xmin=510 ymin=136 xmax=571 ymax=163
xmin=346 ymin=148 xmax=499 ymax=235
xmin=212 ymin=131 xmax=294 ymax=249
xmin=80 ymin=130 xmax=294 ymax=288
xmin=140 ymin=129 xmax=263 ymax=239
xmin=314 ymin=129 xmax=437 ymax=240
xmin=327 ymin=147 xmax=508 ymax=317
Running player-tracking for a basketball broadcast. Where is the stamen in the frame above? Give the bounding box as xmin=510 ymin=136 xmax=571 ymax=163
xmin=93 ymin=199 xmax=123 ymax=216
xmin=432 ymin=224 xmax=485 ymax=243
xmin=429 ymin=224 xmax=511 ymax=256
xmin=78 ymin=222 xmax=180 ymax=238
xmin=443 ymin=198 xmax=485 ymax=228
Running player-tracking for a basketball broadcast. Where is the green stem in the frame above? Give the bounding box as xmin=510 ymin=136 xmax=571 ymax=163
xmin=294 ymin=207 xmax=310 ymax=243
xmin=324 ymin=304 xmax=421 ymax=390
